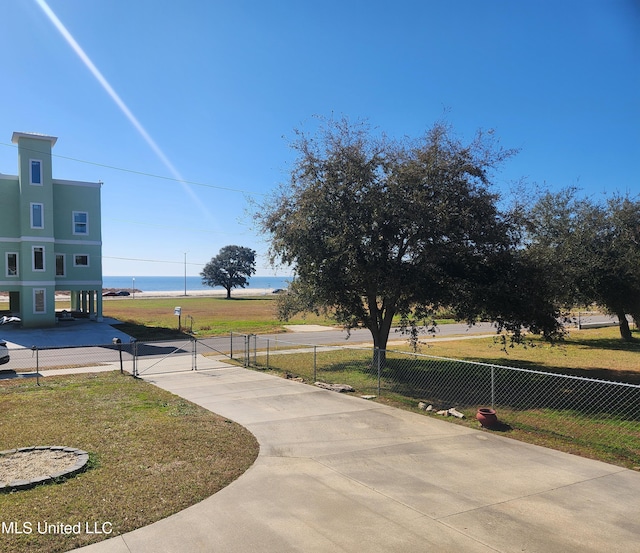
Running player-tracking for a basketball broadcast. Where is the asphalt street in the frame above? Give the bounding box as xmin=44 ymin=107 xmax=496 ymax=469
xmin=0 ymin=313 xmax=621 ymax=374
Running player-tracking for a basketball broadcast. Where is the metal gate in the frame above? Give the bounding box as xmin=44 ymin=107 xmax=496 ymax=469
xmin=132 ymin=338 xmax=198 ymax=376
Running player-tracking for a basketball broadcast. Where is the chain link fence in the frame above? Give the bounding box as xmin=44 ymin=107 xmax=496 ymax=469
xmin=2 ymin=333 xmax=639 ymax=466
xmin=231 ymin=333 xmax=640 ymax=467
xmin=0 ymin=342 xmax=134 ymax=384
xmin=0 ymin=338 xmax=199 ymax=381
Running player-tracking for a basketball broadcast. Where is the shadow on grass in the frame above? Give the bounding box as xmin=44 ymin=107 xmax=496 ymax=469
xmin=568 ymin=332 xmax=640 ymax=353
xmin=375 ymin=356 xmax=640 ymax=422
xmin=449 ymin=356 xmax=640 ymax=386
xmin=110 ymin=322 xmax=191 ymax=341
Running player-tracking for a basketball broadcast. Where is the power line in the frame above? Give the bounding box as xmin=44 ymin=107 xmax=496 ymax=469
xmin=103 ymin=255 xmax=207 ymax=266
xmin=103 ymin=217 xmax=250 ymax=237
xmin=0 ymin=141 xmax=268 ymax=197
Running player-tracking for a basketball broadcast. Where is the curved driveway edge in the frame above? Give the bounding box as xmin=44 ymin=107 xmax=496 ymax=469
xmin=76 ymin=363 xmax=640 ymax=553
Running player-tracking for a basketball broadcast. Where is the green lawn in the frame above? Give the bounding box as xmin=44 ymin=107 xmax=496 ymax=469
xmin=99 ymin=296 xmax=333 ymax=339
xmin=0 ymin=372 xmax=258 ymax=553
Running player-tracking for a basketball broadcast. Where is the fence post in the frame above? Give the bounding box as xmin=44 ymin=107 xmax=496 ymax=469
xmin=193 ymin=337 xmax=197 ymax=371
xmin=266 ymin=338 xmax=270 ymax=370
xmin=131 ymin=339 xmax=138 ymax=377
xmin=244 ymin=335 xmax=249 ymax=368
xmin=32 ymin=346 xmax=40 ymax=386
xmin=313 ymin=345 xmax=317 ymax=381
xmin=253 ymin=334 xmax=257 ymax=367
xmin=230 ymin=331 xmax=233 ymax=359
xmin=491 ymin=366 xmax=495 ymax=408
xmin=377 ymin=348 xmax=381 ymax=396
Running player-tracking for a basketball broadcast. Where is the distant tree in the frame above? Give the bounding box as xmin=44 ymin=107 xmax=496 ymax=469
xmin=526 ymin=189 xmax=640 ymax=341
xmin=258 ymin=117 xmax=562 ymax=355
xmin=201 ymin=246 xmax=256 ymax=299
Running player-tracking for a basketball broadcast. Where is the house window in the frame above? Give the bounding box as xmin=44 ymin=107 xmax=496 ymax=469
xmin=56 ymin=254 xmax=66 ymax=276
xmin=33 ymin=289 xmax=46 ymax=314
xmin=30 ymin=160 xmax=42 ymax=185
xmin=33 ymin=246 xmax=45 ymax=271
xmin=31 ymin=203 xmax=44 ymax=229
xmin=6 ymin=253 xmax=18 ymax=277
xmin=74 ymin=254 xmax=89 ymax=267
xmin=73 ymin=211 xmax=88 ymax=235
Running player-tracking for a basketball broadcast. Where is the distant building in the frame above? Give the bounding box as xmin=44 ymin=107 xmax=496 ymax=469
xmin=0 ymin=132 xmax=103 ymax=327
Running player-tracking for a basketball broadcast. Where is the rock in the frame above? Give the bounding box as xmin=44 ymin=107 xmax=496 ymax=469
xmin=448 ymin=408 xmax=465 ymax=419
xmin=418 ymin=402 xmax=427 ymax=410
xmin=436 ymin=410 xmax=449 ymax=416
xmin=360 ymin=395 xmax=377 ymax=400
xmin=426 ymin=404 xmax=434 ymax=412
xmin=315 ymin=382 xmax=355 ymax=393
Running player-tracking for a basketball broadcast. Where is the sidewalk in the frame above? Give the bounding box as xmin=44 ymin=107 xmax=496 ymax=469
xmin=76 ymin=361 xmax=640 ymax=553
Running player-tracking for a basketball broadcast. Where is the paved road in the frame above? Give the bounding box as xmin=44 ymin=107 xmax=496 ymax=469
xmin=1 ymin=314 xmax=622 ymax=374
xmin=197 ymin=321 xmax=501 ymax=353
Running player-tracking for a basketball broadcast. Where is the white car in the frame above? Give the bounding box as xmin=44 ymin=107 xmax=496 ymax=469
xmin=0 ymin=340 xmax=9 ymax=366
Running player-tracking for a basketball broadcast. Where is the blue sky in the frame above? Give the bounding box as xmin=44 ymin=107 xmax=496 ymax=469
xmin=1 ymin=0 xmax=638 ymax=276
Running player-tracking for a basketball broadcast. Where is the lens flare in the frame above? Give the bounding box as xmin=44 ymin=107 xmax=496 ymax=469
xmin=35 ymin=0 xmax=213 ymax=220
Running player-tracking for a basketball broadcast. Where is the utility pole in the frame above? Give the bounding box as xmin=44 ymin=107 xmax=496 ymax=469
xmin=184 ymin=252 xmax=188 ymax=296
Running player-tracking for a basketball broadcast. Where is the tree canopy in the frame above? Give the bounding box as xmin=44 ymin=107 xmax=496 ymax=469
xmin=258 ymin=117 xmax=562 ymax=350
xmin=201 ymin=245 xmax=256 ymax=299
xmin=526 ymin=189 xmax=640 ymax=341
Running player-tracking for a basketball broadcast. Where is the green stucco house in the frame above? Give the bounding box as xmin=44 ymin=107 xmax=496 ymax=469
xmin=0 ymin=132 xmax=103 ymax=327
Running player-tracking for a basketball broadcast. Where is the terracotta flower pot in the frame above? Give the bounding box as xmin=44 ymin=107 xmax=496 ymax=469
xmin=476 ymin=408 xmax=498 ymax=428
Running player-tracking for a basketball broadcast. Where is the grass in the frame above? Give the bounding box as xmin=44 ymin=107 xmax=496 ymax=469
xmin=100 ymin=296 xmax=333 ymax=339
xmin=406 ymin=326 xmax=640 ymax=384
xmin=0 ymin=372 xmax=258 ymax=553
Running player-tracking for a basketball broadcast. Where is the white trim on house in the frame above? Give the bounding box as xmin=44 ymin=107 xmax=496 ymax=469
xmin=11 ymin=132 xmax=57 ymax=146
xmin=73 ymin=254 xmax=90 ymax=267
xmin=0 ymin=236 xmax=56 ymax=243
xmin=32 ymin=245 xmax=46 ymax=272
xmin=57 ymin=280 xmax=102 ymax=286
xmin=5 ymin=252 xmax=18 ymax=278
xmin=30 ymin=202 xmax=45 ymax=229
xmin=0 ymin=280 xmax=102 ymax=287
xmin=0 ymin=237 xmax=101 ymax=245
xmin=55 ymin=239 xmax=102 ymax=246
xmin=29 ymin=159 xmax=43 ymax=186
xmin=72 ymin=211 xmax=89 ymax=235
xmin=33 ymin=288 xmax=46 ymax=314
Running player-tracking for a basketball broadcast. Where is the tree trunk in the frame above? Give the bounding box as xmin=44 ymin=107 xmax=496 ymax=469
xmin=617 ymin=310 xmax=633 ymax=341
xmin=365 ymin=293 xmax=397 ymax=368
xmin=372 ymin=347 xmax=386 ymax=372
xmin=226 ymin=286 xmax=232 ymax=299
xmin=367 ymin=315 xmax=393 ymax=368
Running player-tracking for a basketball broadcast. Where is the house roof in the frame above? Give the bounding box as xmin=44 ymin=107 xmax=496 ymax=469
xmin=11 ymin=131 xmax=58 ymax=147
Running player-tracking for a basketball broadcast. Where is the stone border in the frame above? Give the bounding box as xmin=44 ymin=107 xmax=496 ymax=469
xmin=0 ymin=446 xmax=89 ymax=493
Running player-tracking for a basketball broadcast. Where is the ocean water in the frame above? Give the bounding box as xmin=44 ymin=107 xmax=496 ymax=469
xmin=102 ymin=275 xmax=292 ymax=292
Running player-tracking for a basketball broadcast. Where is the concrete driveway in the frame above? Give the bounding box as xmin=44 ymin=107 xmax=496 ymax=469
xmin=76 ymin=362 xmax=640 ymax=553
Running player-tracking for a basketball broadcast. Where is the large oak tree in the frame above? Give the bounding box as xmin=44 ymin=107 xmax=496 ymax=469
xmin=259 ymin=118 xmax=561 ymax=351
xmin=201 ymin=245 xmax=256 ymax=299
